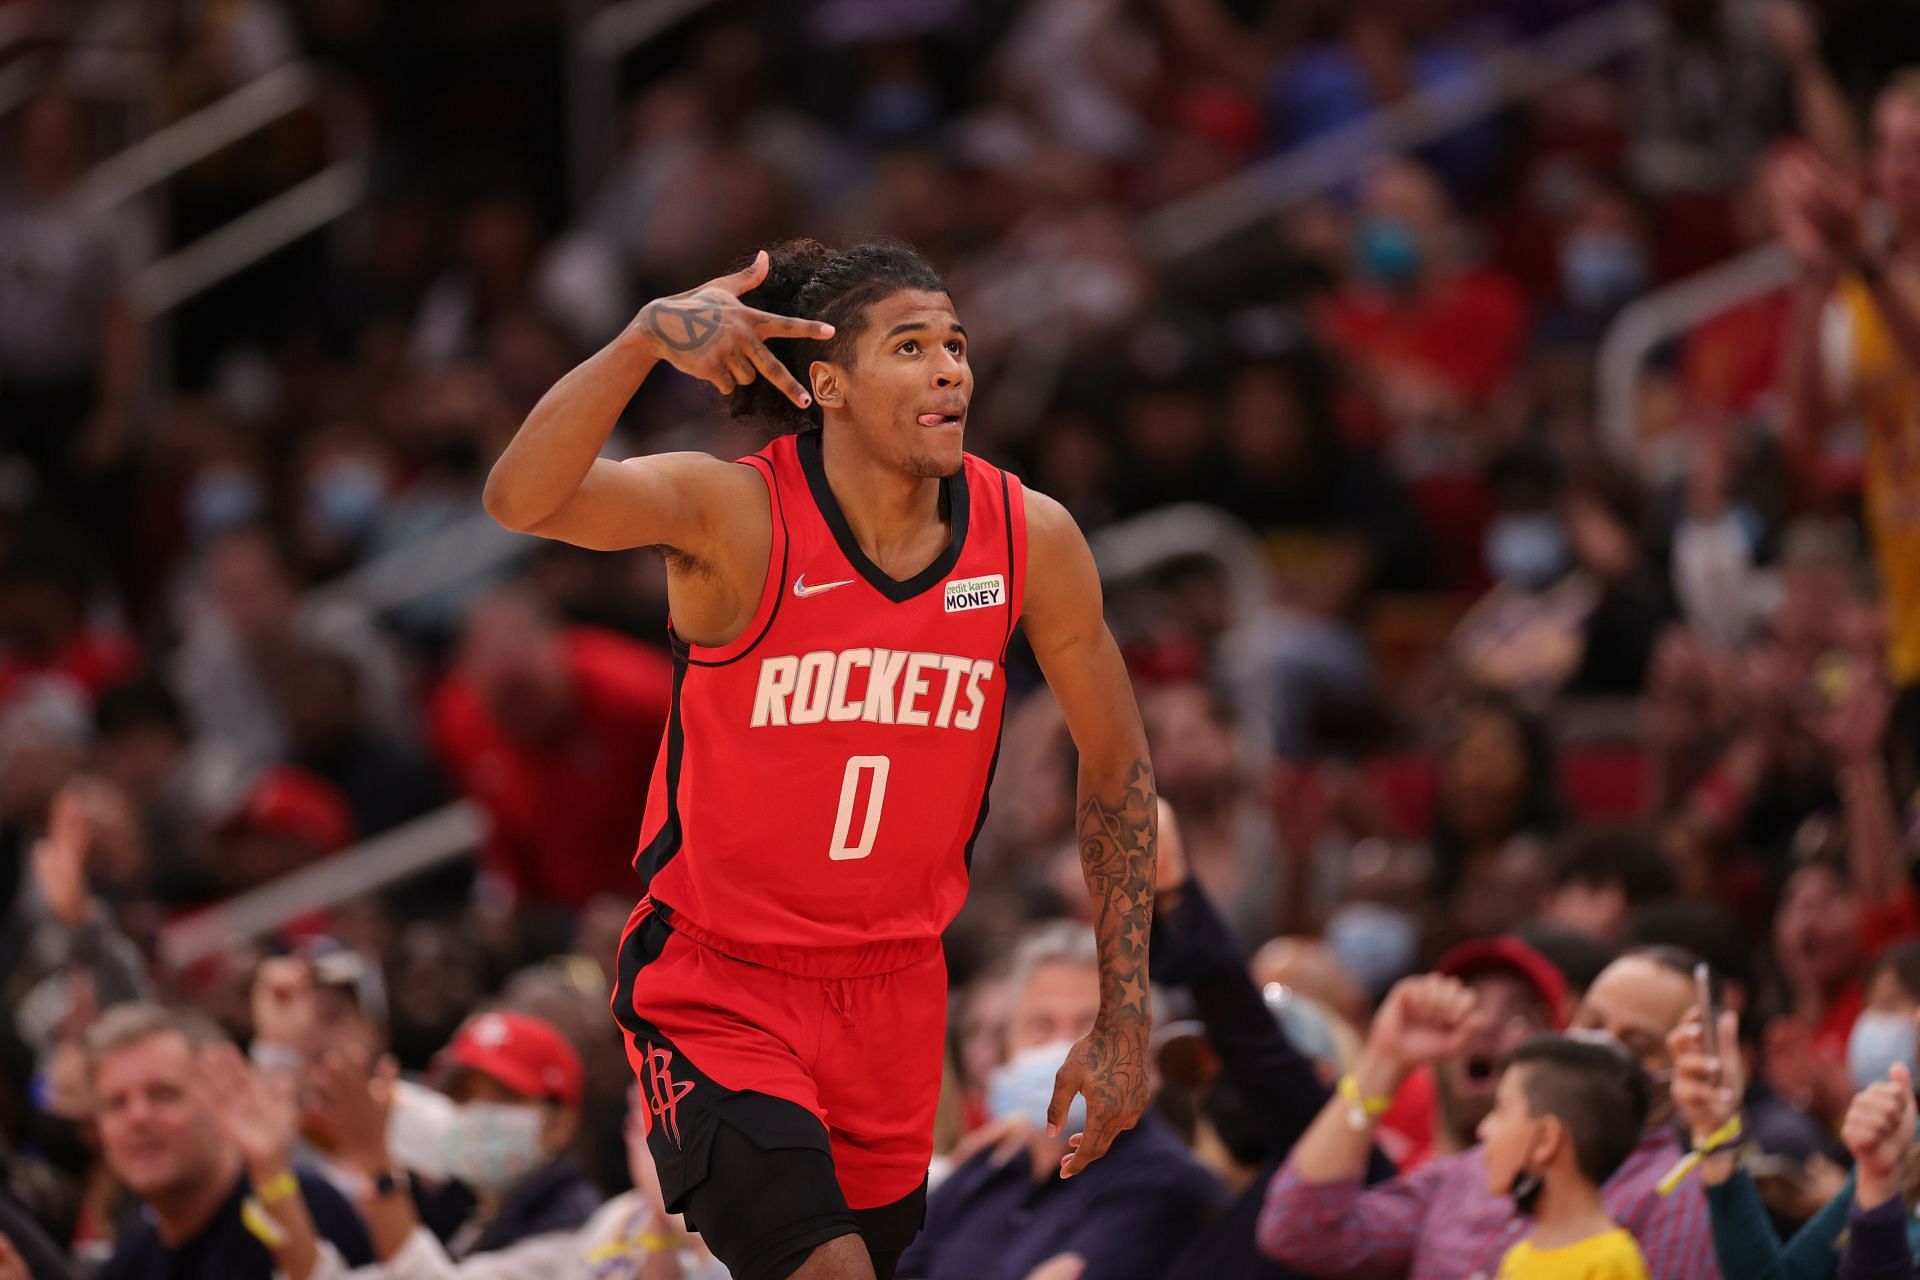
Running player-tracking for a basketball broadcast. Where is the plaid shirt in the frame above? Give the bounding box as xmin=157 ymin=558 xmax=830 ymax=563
xmin=1259 ymin=1129 xmax=1721 ymax=1280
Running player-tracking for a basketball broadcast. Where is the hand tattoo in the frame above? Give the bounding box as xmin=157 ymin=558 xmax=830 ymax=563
xmin=645 ymin=294 xmax=725 ymax=351
xmin=1078 ymin=758 xmax=1156 ymax=1117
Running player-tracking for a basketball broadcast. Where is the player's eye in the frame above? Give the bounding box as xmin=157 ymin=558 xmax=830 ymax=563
xmin=946 ymin=340 xmax=964 ymax=355
xmin=898 ymin=340 xmax=918 ymax=355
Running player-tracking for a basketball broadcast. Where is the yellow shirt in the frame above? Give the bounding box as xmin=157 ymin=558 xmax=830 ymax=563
xmin=1832 ymin=272 xmax=1920 ymax=682
xmin=1496 ymin=1227 xmax=1650 ymax=1280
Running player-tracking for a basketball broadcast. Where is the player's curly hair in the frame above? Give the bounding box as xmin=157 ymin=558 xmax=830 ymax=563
xmin=726 ymin=238 xmax=947 ymax=434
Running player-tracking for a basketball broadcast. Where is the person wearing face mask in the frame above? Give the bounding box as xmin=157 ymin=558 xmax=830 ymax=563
xmin=1262 ymin=948 xmax=1722 ymax=1279
xmin=1667 ymin=986 xmax=1920 ymax=1280
xmin=895 ymin=922 xmax=1222 ymax=1280
xmin=217 ymin=1047 xmax=729 ymax=1280
xmin=258 ymin=1009 xmax=602 ymax=1278
xmin=1147 ymin=800 xmax=1396 ymax=1280
xmin=1477 ymin=1036 xmax=1653 ymax=1278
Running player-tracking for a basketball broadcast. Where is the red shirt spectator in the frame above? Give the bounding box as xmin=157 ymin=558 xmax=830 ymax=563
xmin=430 ymin=596 xmax=673 ymax=908
xmin=1319 ymin=267 xmax=1531 ymax=409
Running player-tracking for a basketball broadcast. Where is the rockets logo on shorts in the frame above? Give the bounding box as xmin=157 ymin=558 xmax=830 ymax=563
xmin=943 ymin=574 xmax=1004 ymax=612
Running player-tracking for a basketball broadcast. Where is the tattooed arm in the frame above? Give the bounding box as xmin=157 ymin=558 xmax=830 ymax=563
xmin=483 ymin=250 xmax=833 ymax=551
xmin=1022 ymin=490 xmax=1157 ymax=1178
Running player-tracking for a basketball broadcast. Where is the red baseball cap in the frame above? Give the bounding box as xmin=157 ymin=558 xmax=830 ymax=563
xmin=1434 ymin=936 xmax=1570 ymax=1030
xmin=223 ymin=766 xmax=355 ymax=852
xmin=443 ymin=1012 xmax=583 ymax=1107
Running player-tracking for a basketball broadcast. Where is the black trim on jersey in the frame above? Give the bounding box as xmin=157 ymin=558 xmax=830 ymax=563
xmin=795 ymin=429 xmax=969 ymax=604
xmin=961 ymin=472 xmax=1020 ymax=872
xmin=677 ymin=455 xmax=792 ymax=669
xmin=632 ymin=653 xmax=689 ymax=885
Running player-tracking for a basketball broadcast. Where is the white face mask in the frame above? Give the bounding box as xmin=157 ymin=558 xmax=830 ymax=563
xmin=443 ymin=1102 xmax=548 ymax=1196
xmin=385 ymin=1080 xmax=457 ymax=1182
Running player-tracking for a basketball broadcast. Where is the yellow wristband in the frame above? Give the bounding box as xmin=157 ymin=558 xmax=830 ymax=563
xmin=1656 ymin=1115 xmax=1744 ymax=1194
xmin=241 ymin=1197 xmax=289 ymax=1249
xmin=255 ymin=1169 xmax=299 ymax=1207
xmin=1337 ymin=1074 xmax=1393 ymax=1117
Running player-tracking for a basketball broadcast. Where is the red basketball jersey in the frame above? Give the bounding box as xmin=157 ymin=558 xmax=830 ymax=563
xmin=634 ymin=430 xmax=1026 ymax=949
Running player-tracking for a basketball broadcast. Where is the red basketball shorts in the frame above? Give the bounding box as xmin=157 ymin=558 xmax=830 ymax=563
xmin=612 ymin=896 xmax=948 ymax=1211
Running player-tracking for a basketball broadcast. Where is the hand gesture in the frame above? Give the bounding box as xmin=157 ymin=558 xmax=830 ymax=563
xmin=32 ymin=782 xmax=93 ymax=928
xmin=1049 ymin=1018 xmax=1151 ymax=1179
xmin=1367 ymin=975 xmax=1482 ymax=1072
xmin=1841 ymin=1063 xmax=1917 ymax=1195
xmin=634 ymin=251 xmax=837 ymax=407
xmin=1805 ymin=656 xmax=1891 ymax=764
xmin=311 ymin=1048 xmax=397 ymax=1177
xmin=251 ymin=957 xmax=318 ymax=1054
xmin=1768 ymin=145 xmax=1858 ymax=270
xmin=1668 ymin=1006 xmax=1744 ymax=1146
xmin=202 ymin=1042 xmax=298 ymax=1176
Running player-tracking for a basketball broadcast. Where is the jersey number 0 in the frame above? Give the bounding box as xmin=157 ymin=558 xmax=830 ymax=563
xmin=829 ymin=755 xmax=891 ymax=860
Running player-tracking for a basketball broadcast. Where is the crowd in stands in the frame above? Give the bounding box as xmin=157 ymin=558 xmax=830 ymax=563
xmin=10 ymin=0 xmax=1920 ymax=1275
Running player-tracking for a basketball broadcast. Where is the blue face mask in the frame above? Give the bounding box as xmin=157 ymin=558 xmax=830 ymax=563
xmin=1324 ymin=902 xmax=1417 ymax=998
xmin=1356 ymin=217 xmax=1422 ymax=288
xmin=1848 ymin=1010 xmax=1917 ymax=1091
xmin=987 ymin=1039 xmax=1085 ymax=1137
xmin=188 ymin=468 xmax=265 ymax=543
xmin=307 ymin=457 xmax=387 ymax=539
xmin=1485 ymin=513 xmax=1570 ymax=590
xmin=1560 ymin=230 xmax=1647 ymax=311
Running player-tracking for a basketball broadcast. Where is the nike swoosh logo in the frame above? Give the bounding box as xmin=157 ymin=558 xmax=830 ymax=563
xmin=793 ymin=574 xmax=855 ymax=598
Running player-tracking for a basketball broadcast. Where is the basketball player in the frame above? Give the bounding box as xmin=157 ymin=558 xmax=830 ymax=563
xmin=483 ymin=240 xmax=1156 ymax=1280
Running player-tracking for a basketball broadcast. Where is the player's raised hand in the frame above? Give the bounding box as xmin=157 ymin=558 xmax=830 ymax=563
xmin=633 ymin=250 xmax=836 ymax=407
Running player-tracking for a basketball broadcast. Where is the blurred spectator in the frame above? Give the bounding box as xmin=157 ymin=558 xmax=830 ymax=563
xmin=298 ymin=1010 xmax=603 ymax=1268
xmin=1775 ymin=71 xmax=1920 ymax=741
xmin=1316 ymin=159 xmax=1531 ymax=446
xmin=91 ymin=680 xmax=249 ymax=895
xmin=1541 ymin=826 xmax=1680 ymax=947
xmin=280 ymin=646 xmax=444 ymax=842
xmin=1261 ymin=949 xmax=1721 ymax=1277
xmin=0 ymin=85 xmax=148 ymax=491
xmin=1150 ymin=800 xmax=1392 ymax=1280
xmin=898 ymin=922 xmax=1223 ymax=1279
xmin=265 ymin=1080 xmax=726 ymax=1279
xmin=1138 ymin=681 xmax=1282 ymax=948
xmin=1630 ymin=0 xmax=1854 ymax=204
xmin=1373 ymin=935 xmax=1568 ymax=1174
xmin=1427 ymin=695 xmax=1562 ymax=942
xmin=170 ymin=529 xmax=409 ymax=769
xmin=428 ymin=590 xmax=672 ymax=915
xmin=203 ymin=766 xmax=356 ymax=896
xmin=88 ymin=1004 xmax=374 ymax=1280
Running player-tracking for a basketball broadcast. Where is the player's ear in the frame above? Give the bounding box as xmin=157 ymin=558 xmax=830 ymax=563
xmin=810 ymin=360 xmax=844 ymax=409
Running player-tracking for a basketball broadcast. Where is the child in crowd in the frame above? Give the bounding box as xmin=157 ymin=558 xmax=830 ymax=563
xmin=1479 ymin=1036 xmax=1653 ymax=1278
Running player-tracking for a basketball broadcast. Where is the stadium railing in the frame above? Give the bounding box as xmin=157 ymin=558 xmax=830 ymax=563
xmin=1594 ymin=243 xmax=1796 ymax=459
xmin=565 ymin=0 xmax=724 ymax=211
xmin=72 ymin=61 xmax=373 ymax=322
xmin=1137 ymin=3 xmax=1660 ymax=262
xmin=157 ymin=800 xmax=488 ymax=970
xmin=981 ymin=1 xmax=1661 ymax=438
